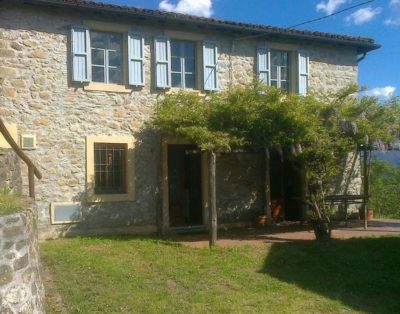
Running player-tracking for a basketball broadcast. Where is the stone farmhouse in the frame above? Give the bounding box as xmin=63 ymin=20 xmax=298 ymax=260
xmin=0 ymin=0 xmax=379 ymax=239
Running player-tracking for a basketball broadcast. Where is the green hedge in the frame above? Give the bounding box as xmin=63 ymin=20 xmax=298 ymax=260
xmin=369 ymin=159 xmax=400 ymax=218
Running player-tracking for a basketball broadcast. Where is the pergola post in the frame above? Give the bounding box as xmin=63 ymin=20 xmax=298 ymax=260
xmin=264 ymin=148 xmax=271 ymax=218
xmin=208 ymin=151 xmax=217 ymax=247
xmin=362 ymin=137 xmax=370 ymax=230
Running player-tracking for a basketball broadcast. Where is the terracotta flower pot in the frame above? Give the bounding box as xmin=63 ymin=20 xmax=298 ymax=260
xmin=271 ymin=199 xmax=282 ymax=220
xmin=359 ymin=209 xmax=374 ymax=221
xmin=367 ymin=209 xmax=373 ymax=221
xmin=256 ymin=215 xmax=268 ymax=228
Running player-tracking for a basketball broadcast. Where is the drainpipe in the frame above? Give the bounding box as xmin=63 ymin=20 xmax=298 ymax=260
xmin=357 ymin=52 xmax=367 ymax=63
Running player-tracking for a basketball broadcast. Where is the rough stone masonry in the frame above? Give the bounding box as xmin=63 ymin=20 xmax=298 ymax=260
xmin=0 ymin=1 xmax=361 ymax=239
xmin=0 ymin=209 xmax=45 ymax=314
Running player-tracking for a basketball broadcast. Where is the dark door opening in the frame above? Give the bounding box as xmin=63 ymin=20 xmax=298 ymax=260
xmin=270 ymin=150 xmax=304 ymax=221
xmin=168 ymin=144 xmax=203 ymax=227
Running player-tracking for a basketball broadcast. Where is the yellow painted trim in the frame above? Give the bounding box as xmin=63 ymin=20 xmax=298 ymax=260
xmin=84 ymin=82 xmax=133 ymax=93
xmin=84 ymin=20 xmax=130 ymax=33
xmin=0 ymin=123 xmax=18 ymax=149
xmin=165 ymin=88 xmax=206 ymax=97
xmin=161 ymin=138 xmax=209 ymax=231
xmin=50 ymin=202 xmax=82 ymax=225
xmin=164 ymin=30 xmax=205 ymax=41
xmin=86 ymin=135 xmax=135 ymax=203
xmin=268 ymin=42 xmax=299 ymax=51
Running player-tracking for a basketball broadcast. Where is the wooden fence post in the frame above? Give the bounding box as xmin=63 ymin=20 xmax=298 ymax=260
xmin=28 ymin=166 xmax=35 ymax=199
xmin=208 ymin=151 xmax=217 ymax=247
xmin=363 ymin=140 xmax=369 ymax=230
xmin=0 ymin=117 xmax=42 ymax=199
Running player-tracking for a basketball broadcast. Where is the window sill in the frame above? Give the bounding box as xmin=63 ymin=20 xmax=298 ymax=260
xmin=86 ymin=135 xmax=135 ymax=203
xmin=166 ymin=88 xmax=206 ymax=97
xmin=84 ymin=82 xmax=134 ymax=93
xmin=87 ymin=193 xmax=135 ymax=203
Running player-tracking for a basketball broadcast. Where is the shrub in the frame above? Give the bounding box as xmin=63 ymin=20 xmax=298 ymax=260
xmin=369 ymin=159 xmax=400 ymax=218
xmin=0 ymin=188 xmax=26 ymax=216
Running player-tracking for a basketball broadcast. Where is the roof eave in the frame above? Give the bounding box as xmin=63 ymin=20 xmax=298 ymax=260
xmin=21 ymin=0 xmax=380 ymax=53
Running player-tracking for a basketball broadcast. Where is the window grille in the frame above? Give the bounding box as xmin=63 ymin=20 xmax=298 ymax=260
xmin=94 ymin=143 xmax=127 ymax=194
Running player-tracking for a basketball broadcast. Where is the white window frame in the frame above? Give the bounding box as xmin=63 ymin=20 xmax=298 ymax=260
xmin=90 ymin=31 xmax=123 ymax=85
xmin=270 ymin=50 xmax=290 ymax=92
xmin=170 ymin=40 xmax=197 ymax=89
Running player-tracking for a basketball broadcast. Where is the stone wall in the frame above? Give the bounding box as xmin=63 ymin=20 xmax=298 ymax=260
xmin=0 ymin=149 xmax=22 ymax=193
xmin=217 ymin=153 xmax=264 ymax=224
xmin=0 ymin=208 xmax=45 ymax=314
xmin=0 ymin=2 xmax=359 ymax=238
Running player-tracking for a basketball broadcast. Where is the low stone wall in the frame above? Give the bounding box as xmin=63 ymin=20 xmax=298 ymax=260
xmin=0 ymin=209 xmax=45 ymax=314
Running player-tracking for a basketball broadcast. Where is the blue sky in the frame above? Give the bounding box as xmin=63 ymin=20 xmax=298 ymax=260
xmin=99 ymin=0 xmax=399 ymax=97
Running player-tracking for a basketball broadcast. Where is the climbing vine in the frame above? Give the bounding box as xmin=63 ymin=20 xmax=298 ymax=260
xmin=151 ymin=82 xmax=400 ymax=239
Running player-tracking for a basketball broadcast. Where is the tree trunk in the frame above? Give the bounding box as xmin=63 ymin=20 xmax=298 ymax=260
xmin=208 ymin=151 xmax=217 ymax=247
xmin=309 ymin=185 xmax=332 ymax=240
xmin=311 ymin=216 xmax=332 ymax=240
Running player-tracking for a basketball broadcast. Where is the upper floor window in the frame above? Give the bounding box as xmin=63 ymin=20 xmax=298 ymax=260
xmin=72 ymin=26 xmax=146 ymax=88
xmin=270 ymin=50 xmax=289 ymax=92
xmin=91 ymin=31 xmax=122 ymax=84
xmin=257 ymin=45 xmax=309 ymax=95
xmin=171 ymin=40 xmax=196 ymax=89
xmin=154 ymin=37 xmax=218 ymax=91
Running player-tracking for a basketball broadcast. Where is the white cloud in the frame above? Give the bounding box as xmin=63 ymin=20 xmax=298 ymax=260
xmin=384 ymin=17 xmax=400 ymax=25
xmin=363 ymin=86 xmax=396 ymax=98
xmin=316 ymin=0 xmax=349 ymax=15
xmin=159 ymin=0 xmax=213 ymax=18
xmin=385 ymin=0 xmax=400 ymax=26
xmin=345 ymin=6 xmax=382 ymax=25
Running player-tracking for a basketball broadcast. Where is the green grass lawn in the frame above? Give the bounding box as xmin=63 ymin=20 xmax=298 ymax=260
xmin=0 ymin=188 xmax=26 ymax=216
xmin=41 ymin=235 xmax=400 ymax=314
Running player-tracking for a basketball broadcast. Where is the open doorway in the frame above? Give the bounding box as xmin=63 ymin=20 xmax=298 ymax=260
xmin=270 ymin=150 xmax=305 ymax=221
xmin=168 ymin=144 xmax=203 ymax=227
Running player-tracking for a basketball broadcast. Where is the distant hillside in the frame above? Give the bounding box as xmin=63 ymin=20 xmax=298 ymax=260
xmin=372 ymin=151 xmax=400 ymax=167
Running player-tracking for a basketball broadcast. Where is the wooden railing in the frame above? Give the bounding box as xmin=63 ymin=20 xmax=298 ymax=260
xmin=0 ymin=118 xmax=42 ymax=199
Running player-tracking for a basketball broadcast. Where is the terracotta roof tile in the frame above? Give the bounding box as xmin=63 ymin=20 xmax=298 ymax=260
xmin=23 ymin=0 xmax=380 ymax=52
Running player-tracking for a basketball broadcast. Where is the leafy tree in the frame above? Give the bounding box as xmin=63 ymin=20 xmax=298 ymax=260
xmin=369 ymin=159 xmax=400 ymax=218
xmin=151 ymin=83 xmax=400 ymax=240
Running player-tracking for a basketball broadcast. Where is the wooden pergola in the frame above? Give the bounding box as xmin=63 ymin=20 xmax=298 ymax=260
xmin=190 ymin=144 xmax=370 ymax=247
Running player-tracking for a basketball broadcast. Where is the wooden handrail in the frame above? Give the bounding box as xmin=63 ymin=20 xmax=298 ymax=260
xmin=0 ymin=118 xmax=42 ymax=198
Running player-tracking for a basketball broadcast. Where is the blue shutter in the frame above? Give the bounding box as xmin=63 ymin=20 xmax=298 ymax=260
xmin=71 ymin=26 xmax=90 ymax=82
xmin=257 ymin=45 xmax=270 ymax=85
xmin=154 ymin=36 xmax=170 ymax=89
xmin=128 ymin=33 xmax=145 ymax=86
xmin=203 ymin=41 xmax=218 ymax=91
xmin=298 ymin=51 xmax=309 ymax=96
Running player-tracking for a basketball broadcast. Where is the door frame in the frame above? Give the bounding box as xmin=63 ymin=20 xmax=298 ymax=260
xmin=160 ymin=138 xmax=209 ymax=234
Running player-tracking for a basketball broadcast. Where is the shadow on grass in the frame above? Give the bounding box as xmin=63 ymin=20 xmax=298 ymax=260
xmin=262 ymin=236 xmax=400 ymax=314
xmin=69 ymin=234 xmax=185 ymax=247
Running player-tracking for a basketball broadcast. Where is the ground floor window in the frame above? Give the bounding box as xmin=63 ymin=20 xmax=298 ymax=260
xmin=86 ymin=136 xmax=135 ymax=203
xmin=94 ymin=143 xmax=127 ymax=194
